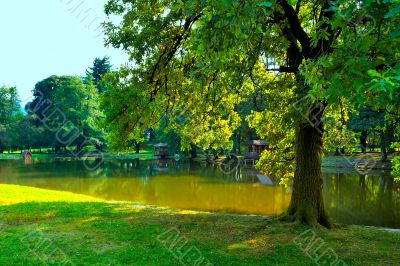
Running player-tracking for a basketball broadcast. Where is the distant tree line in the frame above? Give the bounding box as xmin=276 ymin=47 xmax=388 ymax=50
xmin=0 ymin=56 xmax=111 ymax=154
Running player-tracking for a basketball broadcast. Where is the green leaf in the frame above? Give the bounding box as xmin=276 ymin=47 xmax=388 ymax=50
xmin=257 ymin=1 xmax=272 ymax=7
xmin=390 ymin=30 xmax=400 ymax=39
xmin=384 ymin=4 xmax=400 ymax=18
xmin=367 ymin=69 xmax=381 ymax=78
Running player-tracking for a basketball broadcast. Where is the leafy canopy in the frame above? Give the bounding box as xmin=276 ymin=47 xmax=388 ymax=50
xmin=102 ymin=0 xmax=400 ymax=180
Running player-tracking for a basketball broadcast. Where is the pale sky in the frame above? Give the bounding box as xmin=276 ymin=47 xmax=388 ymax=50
xmin=0 ymin=0 xmax=128 ymax=106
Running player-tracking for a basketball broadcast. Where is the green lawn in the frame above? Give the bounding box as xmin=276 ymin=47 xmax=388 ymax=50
xmin=0 ymin=185 xmax=399 ymax=265
xmin=0 ymin=149 xmax=155 ymax=160
xmin=322 ymin=153 xmax=393 ymax=170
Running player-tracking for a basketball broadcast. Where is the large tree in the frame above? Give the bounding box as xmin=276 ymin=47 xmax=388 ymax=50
xmin=27 ymin=76 xmax=103 ymax=152
xmin=102 ymin=0 xmax=399 ymax=226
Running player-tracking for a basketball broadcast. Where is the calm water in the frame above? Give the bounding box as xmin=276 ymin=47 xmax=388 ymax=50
xmin=0 ymin=158 xmax=399 ymax=228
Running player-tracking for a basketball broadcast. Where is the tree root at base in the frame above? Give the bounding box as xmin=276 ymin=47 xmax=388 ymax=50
xmin=277 ymin=211 xmax=333 ymax=229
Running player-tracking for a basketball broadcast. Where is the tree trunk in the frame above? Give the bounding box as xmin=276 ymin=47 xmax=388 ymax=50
xmin=76 ymin=143 xmax=83 ymax=153
xmin=190 ymin=144 xmax=197 ymax=158
xmin=381 ymin=146 xmax=387 ymax=162
xmin=369 ymin=138 xmax=373 ymax=151
xmin=380 ymin=132 xmax=388 ymax=162
xmin=360 ymin=130 xmax=367 ymax=154
xmin=334 ymin=148 xmax=340 ymax=156
xmin=380 ymin=123 xmax=394 ymax=162
xmin=135 ymin=142 xmax=140 ymax=154
xmin=285 ymin=122 xmax=331 ymax=227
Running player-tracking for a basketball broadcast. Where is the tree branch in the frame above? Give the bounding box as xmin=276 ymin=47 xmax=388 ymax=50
xmin=278 ymin=0 xmax=311 ymax=56
xmin=308 ymin=0 xmax=337 ymax=59
xmin=148 ymin=13 xmax=203 ymax=84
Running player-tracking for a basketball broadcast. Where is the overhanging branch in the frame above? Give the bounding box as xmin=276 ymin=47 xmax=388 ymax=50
xmin=278 ymin=0 xmax=311 ymax=56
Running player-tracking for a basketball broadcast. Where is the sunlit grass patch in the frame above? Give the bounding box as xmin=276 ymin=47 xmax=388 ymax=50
xmin=0 ymin=184 xmax=101 ymax=205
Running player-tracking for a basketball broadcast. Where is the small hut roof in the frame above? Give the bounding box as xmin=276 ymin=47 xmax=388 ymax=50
xmin=22 ymin=151 xmax=32 ymax=158
xmin=154 ymin=143 xmax=168 ymax=148
xmin=248 ymin=140 xmax=268 ymax=146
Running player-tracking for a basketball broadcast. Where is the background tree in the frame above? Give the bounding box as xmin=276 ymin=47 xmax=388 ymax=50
xmin=27 ymin=75 xmax=103 ymax=152
xmin=0 ymin=86 xmax=21 ymax=125
xmin=348 ymin=107 xmax=384 ymax=154
xmin=0 ymin=86 xmax=22 ymax=153
xmin=86 ymin=56 xmax=112 ymax=93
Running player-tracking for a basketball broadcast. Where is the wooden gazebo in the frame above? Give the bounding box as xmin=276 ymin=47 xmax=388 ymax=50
xmin=22 ymin=150 xmax=32 ymax=164
xmin=244 ymin=140 xmax=269 ymax=166
xmin=154 ymin=143 xmax=169 ymax=158
xmin=21 ymin=151 xmax=32 ymax=159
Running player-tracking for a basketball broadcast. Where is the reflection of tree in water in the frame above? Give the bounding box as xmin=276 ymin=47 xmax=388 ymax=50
xmin=324 ymin=172 xmax=400 ymax=227
xmin=376 ymin=176 xmax=396 ymax=227
xmin=6 ymin=159 xmax=398 ymax=225
xmin=1 ymin=158 xmax=275 ymax=187
xmin=358 ymin=175 xmax=367 ymax=212
xmin=0 ymin=159 xmax=288 ymax=216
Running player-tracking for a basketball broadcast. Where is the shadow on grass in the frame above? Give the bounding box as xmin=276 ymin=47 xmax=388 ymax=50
xmin=0 ymin=202 xmax=399 ymax=265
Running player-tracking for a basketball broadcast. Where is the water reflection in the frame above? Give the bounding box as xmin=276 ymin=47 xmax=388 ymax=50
xmin=324 ymin=172 xmax=400 ymax=228
xmin=0 ymin=159 xmax=290 ymax=216
xmin=0 ymin=158 xmax=399 ymax=228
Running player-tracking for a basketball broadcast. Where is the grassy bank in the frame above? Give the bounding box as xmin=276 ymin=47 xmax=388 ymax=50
xmin=322 ymin=152 xmax=393 ymax=170
xmin=0 ymin=150 xmax=155 ymax=160
xmin=0 ymin=185 xmax=399 ymax=265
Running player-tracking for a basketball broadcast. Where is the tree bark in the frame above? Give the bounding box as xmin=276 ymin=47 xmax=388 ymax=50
xmin=381 ymin=146 xmax=387 ymax=162
xmin=285 ymin=122 xmax=331 ymax=227
xmin=135 ymin=142 xmax=140 ymax=154
xmin=76 ymin=144 xmax=83 ymax=153
xmin=380 ymin=132 xmax=388 ymax=162
xmin=360 ymin=131 xmax=367 ymax=154
xmin=190 ymin=144 xmax=197 ymax=158
xmin=334 ymin=148 xmax=340 ymax=156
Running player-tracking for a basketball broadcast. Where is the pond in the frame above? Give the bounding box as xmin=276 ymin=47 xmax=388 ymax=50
xmin=0 ymin=158 xmax=399 ymax=228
